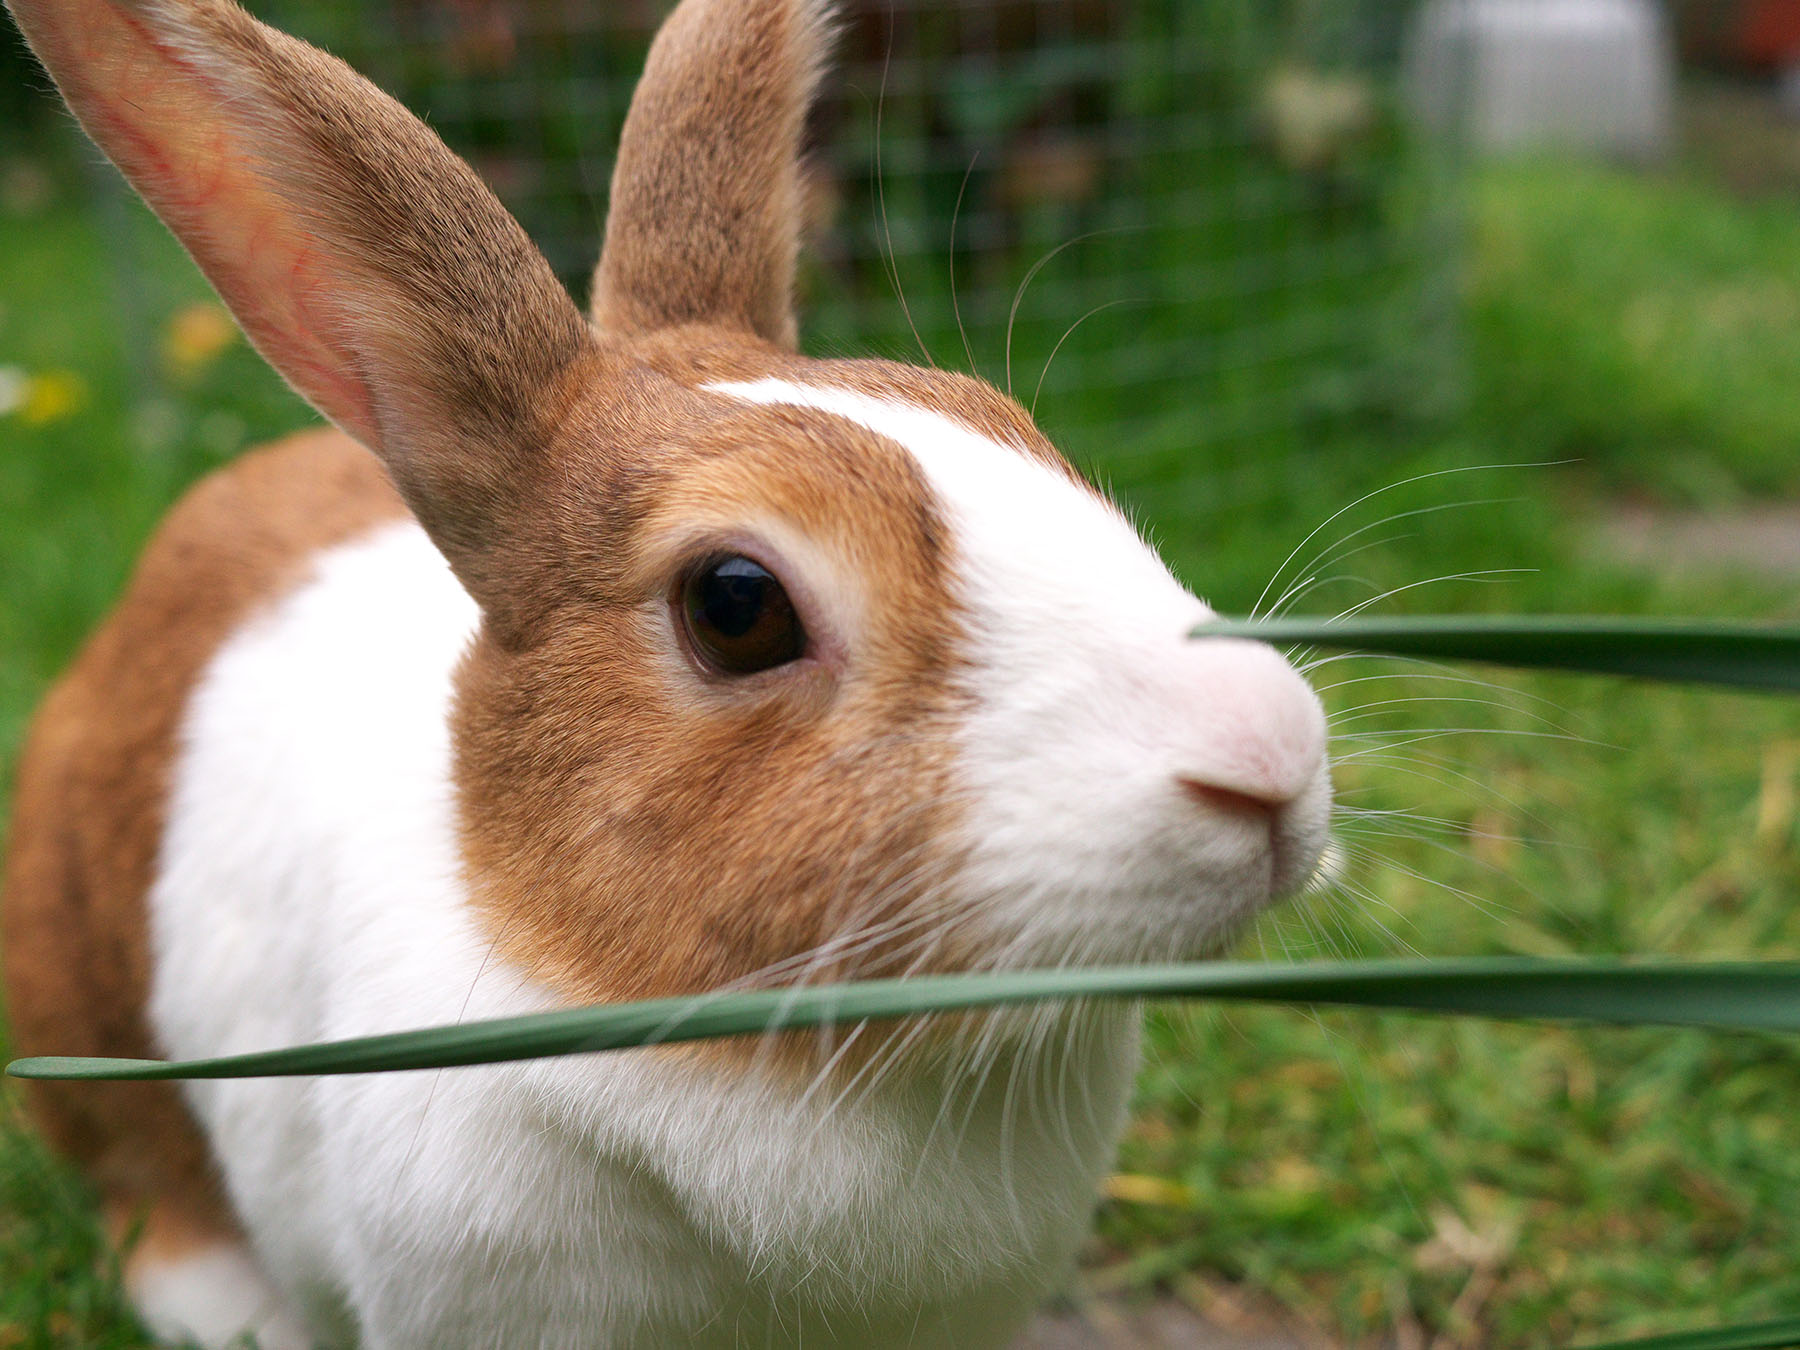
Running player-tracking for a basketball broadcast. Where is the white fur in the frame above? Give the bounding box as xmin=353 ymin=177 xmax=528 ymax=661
xmin=147 ymin=521 xmax=1135 ymax=1349
xmin=707 ymin=379 xmax=1332 ymax=964
xmin=128 ymin=1242 xmax=313 ymax=1350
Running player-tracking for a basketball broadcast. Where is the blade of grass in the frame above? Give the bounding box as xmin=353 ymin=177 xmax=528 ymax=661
xmin=11 ymin=959 xmax=1800 ymax=1081
xmin=1572 ymin=1315 xmax=1800 ymax=1350
xmin=1192 ymin=616 xmax=1800 ymax=692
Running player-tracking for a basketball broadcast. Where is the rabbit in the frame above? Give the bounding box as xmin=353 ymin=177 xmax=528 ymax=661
xmin=0 ymin=0 xmax=1334 ymax=1344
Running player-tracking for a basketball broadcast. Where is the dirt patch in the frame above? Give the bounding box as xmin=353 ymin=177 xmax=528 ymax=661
xmin=1599 ymin=502 xmax=1800 ymax=578
xmin=1020 ymin=1292 xmax=1329 ymax=1350
xmin=1678 ymin=80 xmax=1800 ymax=200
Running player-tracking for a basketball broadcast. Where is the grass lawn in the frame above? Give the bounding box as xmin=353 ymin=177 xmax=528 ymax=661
xmin=3 ymin=132 xmax=1800 ymax=1347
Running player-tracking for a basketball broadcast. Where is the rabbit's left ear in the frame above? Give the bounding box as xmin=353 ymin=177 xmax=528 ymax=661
xmin=5 ymin=0 xmax=590 ymax=604
xmin=591 ymin=0 xmax=833 ymax=350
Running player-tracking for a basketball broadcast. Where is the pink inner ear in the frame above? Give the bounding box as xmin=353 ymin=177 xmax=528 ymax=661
xmin=39 ymin=0 xmax=378 ymax=445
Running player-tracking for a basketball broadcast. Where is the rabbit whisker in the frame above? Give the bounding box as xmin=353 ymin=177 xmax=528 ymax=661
xmin=1031 ymin=298 xmax=1141 ymax=419
xmin=950 ymin=151 xmax=980 ymax=378
xmin=870 ymin=32 xmax=932 ymax=368
xmin=1248 ymin=460 xmax=1563 ymax=622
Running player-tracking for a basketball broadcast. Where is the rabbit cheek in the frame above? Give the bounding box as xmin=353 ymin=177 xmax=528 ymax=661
xmin=456 ymin=644 xmax=967 ymax=1007
xmin=452 ymin=549 xmax=969 ymax=1008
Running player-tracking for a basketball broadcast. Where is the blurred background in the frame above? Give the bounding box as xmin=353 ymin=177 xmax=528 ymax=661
xmin=4 ymin=2 xmax=1800 ymax=1347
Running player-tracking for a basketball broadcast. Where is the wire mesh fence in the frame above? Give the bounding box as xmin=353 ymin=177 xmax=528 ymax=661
xmin=91 ymin=0 xmax=1469 ymax=468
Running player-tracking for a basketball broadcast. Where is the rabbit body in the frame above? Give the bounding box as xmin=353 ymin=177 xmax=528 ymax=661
xmin=145 ymin=505 xmax=1133 ymax=1348
xmin=1 ymin=0 xmax=1332 ymax=1343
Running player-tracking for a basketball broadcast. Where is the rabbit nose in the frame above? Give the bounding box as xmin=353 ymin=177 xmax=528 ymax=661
xmin=1177 ymin=777 xmax=1289 ymax=818
xmin=1162 ymin=636 xmax=1327 ymax=810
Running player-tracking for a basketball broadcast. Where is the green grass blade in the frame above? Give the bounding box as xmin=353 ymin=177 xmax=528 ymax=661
xmin=1572 ymin=1315 xmax=1800 ymax=1349
xmin=11 ymin=959 xmax=1800 ymax=1081
xmin=1193 ymin=616 xmax=1800 ymax=691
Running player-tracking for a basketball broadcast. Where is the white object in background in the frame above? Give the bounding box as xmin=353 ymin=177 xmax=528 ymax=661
xmin=1408 ymin=0 xmax=1673 ymax=158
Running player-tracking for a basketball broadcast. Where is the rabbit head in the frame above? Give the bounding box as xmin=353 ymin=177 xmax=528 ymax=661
xmin=7 ymin=0 xmax=1332 ymax=1012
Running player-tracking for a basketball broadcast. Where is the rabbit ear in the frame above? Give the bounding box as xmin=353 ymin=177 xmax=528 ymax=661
xmin=591 ymin=0 xmax=833 ymax=349
xmin=7 ymin=0 xmax=590 ymax=594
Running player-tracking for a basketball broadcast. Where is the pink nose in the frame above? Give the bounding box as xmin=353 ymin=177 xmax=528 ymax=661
xmin=1163 ymin=636 xmax=1326 ymax=811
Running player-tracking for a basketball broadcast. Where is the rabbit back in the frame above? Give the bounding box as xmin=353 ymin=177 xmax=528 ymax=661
xmin=0 ymin=427 xmax=407 ymax=1341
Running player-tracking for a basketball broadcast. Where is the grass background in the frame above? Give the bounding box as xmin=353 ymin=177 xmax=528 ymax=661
xmin=4 ymin=82 xmax=1800 ymax=1350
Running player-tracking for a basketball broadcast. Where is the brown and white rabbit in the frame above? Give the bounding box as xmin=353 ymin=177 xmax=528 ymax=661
xmin=0 ymin=0 xmax=1332 ymax=1344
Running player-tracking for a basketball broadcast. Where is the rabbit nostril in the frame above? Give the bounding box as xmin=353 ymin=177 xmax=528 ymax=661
xmin=1177 ymin=777 xmax=1285 ymax=819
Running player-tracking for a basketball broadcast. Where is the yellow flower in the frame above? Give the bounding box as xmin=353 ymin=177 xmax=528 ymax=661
xmin=1103 ymin=1173 xmax=1196 ymax=1208
xmin=19 ymin=369 xmax=87 ymax=425
xmin=162 ymin=300 xmax=239 ymax=379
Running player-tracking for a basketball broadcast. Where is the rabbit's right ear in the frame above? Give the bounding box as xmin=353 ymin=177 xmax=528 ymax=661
xmin=5 ymin=0 xmax=590 ymax=607
xmin=592 ymin=0 xmax=833 ymax=350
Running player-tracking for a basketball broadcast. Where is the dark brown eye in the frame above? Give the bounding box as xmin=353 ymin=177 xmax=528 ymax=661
xmin=679 ymin=554 xmax=806 ymax=676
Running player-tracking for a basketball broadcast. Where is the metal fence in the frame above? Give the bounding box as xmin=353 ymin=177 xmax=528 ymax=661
xmin=134 ymin=0 xmax=1469 ymax=465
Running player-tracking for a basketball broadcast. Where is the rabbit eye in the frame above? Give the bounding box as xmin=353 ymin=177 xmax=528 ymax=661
xmin=679 ymin=554 xmax=806 ymax=676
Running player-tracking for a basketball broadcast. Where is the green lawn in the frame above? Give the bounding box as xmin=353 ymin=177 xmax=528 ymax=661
xmin=3 ymin=136 xmax=1800 ymax=1347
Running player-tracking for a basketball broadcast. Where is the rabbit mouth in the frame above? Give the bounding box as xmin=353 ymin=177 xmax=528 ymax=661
xmin=948 ymin=765 xmax=1333 ymax=971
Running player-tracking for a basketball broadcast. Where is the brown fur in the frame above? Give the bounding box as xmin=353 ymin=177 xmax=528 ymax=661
xmin=453 ymin=338 xmax=977 ymax=1004
xmin=2 ymin=429 xmax=406 ymax=1246
xmin=592 ymin=0 xmax=831 ymax=347
xmin=2 ymin=0 xmax=1103 ymax=1304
